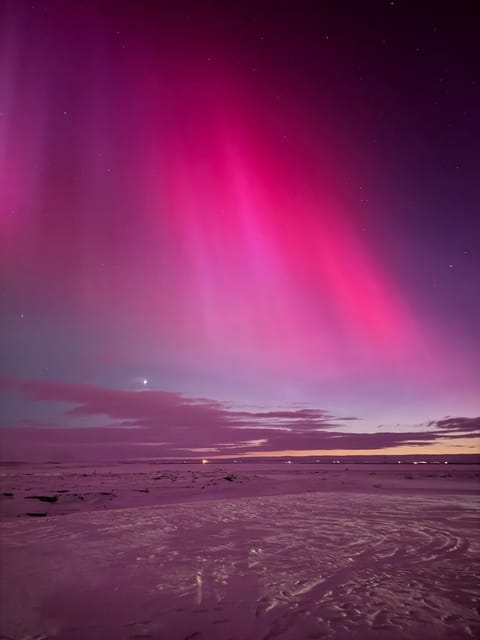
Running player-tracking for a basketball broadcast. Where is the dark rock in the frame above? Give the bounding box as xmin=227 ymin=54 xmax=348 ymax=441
xmin=223 ymin=475 xmax=236 ymax=482
xmin=26 ymin=512 xmax=47 ymax=517
xmin=25 ymin=495 xmax=58 ymax=503
xmin=2 ymin=492 xmax=14 ymax=497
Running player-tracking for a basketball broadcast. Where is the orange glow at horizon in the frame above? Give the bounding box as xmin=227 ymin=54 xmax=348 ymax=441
xmin=198 ymin=437 xmax=479 ymax=459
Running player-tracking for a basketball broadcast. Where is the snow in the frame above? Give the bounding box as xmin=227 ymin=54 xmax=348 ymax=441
xmin=1 ymin=463 xmax=479 ymax=639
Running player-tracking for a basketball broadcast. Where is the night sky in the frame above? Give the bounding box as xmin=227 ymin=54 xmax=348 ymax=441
xmin=1 ymin=0 xmax=479 ymax=460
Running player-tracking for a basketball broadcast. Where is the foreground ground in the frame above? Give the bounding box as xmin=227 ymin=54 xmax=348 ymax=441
xmin=1 ymin=463 xmax=479 ymax=639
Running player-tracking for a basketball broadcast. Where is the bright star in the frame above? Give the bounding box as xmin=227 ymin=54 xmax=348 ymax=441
xmin=143 ymin=379 xmax=148 ymax=385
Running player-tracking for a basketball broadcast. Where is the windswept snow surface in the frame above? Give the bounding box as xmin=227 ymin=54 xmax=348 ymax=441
xmin=1 ymin=465 xmax=479 ymax=639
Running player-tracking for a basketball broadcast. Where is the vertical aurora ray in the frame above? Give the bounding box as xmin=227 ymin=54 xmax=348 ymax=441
xmin=136 ymin=64 xmax=438 ymax=386
xmin=0 ymin=1 xmax=478 ymax=438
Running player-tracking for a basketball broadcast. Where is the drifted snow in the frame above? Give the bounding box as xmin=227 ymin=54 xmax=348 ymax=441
xmin=0 ymin=465 xmax=479 ymax=639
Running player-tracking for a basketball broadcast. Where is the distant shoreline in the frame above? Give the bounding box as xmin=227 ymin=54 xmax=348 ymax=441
xmin=1 ymin=454 xmax=479 ymax=466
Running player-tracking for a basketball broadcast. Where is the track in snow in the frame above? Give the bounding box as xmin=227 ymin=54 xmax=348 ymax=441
xmin=1 ymin=491 xmax=479 ymax=640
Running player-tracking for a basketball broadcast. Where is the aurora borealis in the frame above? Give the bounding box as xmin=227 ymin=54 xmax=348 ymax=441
xmin=0 ymin=1 xmax=479 ymax=460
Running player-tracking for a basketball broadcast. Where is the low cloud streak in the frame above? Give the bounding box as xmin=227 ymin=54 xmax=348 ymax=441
xmin=0 ymin=377 xmax=478 ymax=460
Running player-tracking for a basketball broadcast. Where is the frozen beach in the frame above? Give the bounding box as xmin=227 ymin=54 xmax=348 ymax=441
xmin=1 ymin=463 xmax=479 ymax=639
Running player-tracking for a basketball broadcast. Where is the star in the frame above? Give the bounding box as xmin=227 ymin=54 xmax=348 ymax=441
xmin=143 ymin=379 xmax=148 ymax=385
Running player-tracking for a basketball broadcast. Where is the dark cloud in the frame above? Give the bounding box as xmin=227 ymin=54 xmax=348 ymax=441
xmin=428 ymin=416 xmax=480 ymax=434
xmin=0 ymin=377 xmax=478 ymax=460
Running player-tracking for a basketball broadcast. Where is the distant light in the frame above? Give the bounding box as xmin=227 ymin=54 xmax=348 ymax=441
xmin=201 ymin=459 xmax=208 ymax=465
xmin=397 ymin=461 xmax=402 ymax=464
xmin=444 ymin=461 xmax=449 ymax=464
xmin=285 ymin=460 xmax=292 ymax=464
xmin=143 ymin=379 xmax=148 ymax=385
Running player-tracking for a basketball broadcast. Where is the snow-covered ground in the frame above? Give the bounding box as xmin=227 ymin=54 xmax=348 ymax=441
xmin=1 ymin=464 xmax=479 ymax=639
